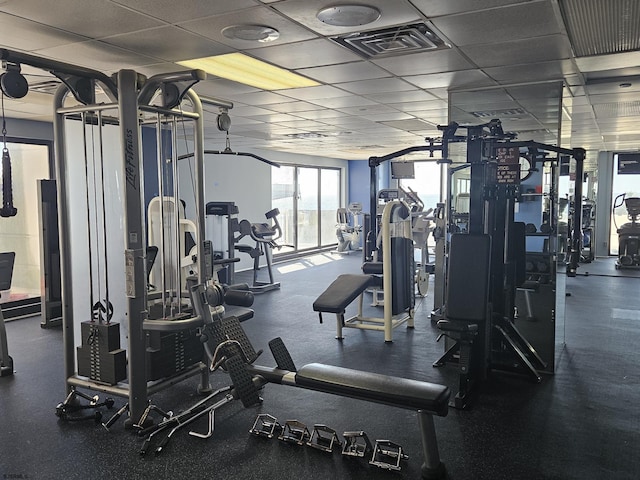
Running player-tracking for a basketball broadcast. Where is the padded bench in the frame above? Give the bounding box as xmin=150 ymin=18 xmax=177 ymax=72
xmin=312 ymin=274 xmax=379 ymax=316
xmin=296 ymin=363 xmax=449 ymax=417
xmin=312 ymin=271 xmax=412 ymax=342
xmin=249 ymin=361 xmax=449 ymax=479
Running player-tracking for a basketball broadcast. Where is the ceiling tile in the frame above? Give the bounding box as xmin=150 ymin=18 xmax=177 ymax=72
xmin=0 ymin=0 xmax=163 ymax=38
xmin=266 ymin=101 xmax=325 ymax=113
xmin=112 ymin=0 xmax=257 ymax=23
xmin=410 ymin=0 xmax=534 ymax=18
xmin=404 ymin=70 xmax=496 ymax=89
xmin=224 ymin=91 xmax=295 ymax=106
xmin=380 ymin=118 xmax=436 ymax=131
xmin=364 ymin=90 xmax=441 ymax=104
xmin=294 ymin=109 xmax=348 ymax=120
xmin=337 ymin=104 xmax=397 ymax=116
xmin=271 ymin=0 xmax=422 ymax=36
xmin=296 ymin=62 xmax=391 ymax=83
xmin=34 ymin=40 xmax=160 ymax=73
xmin=103 ymin=27 xmax=231 ymax=62
xmin=246 ymin=113 xmax=305 ymax=123
xmin=431 ymin=1 xmax=561 ymax=47
xmin=0 ymin=13 xmax=86 ymax=51
xmin=372 ymin=49 xmax=474 ymax=76
xmin=247 ymin=38 xmax=361 ymax=69
xmin=178 ymin=6 xmax=318 ymax=48
xmin=307 ymin=96 xmax=378 ymax=108
xmin=278 ymin=85 xmax=353 ymax=101
xmin=460 ymin=35 xmax=573 ymax=68
xmin=484 ymin=60 xmax=578 ymax=83
xmin=335 ymin=78 xmax=416 ymax=95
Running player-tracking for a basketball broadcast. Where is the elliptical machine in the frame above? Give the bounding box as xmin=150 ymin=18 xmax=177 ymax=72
xmin=613 ymin=194 xmax=640 ymax=269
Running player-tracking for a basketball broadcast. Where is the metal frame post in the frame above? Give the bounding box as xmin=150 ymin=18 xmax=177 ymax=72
xmin=118 ymin=69 xmax=148 ymax=425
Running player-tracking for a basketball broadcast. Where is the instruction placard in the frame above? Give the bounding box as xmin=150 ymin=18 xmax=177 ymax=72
xmin=495 ymin=147 xmax=520 ymax=184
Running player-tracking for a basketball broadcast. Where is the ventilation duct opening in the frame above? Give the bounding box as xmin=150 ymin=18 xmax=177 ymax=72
xmin=330 ymin=22 xmax=450 ymax=59
xmin=559 ymin=0 xmax=640 ymax=56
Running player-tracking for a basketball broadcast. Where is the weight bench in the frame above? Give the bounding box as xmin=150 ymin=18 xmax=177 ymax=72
xmin=244 ymin=342 xmax=450 ymax=480
xmin=313 ymin=271 xmax=412 ymax=342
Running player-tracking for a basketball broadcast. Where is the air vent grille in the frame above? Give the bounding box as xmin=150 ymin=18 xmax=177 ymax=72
xmin=471 ymin=108 xmax=526 ymax=119
xmin=594 ymin=101 xmax=640 ymax=118
xmin=29 ymin=80 xmax=62 ymax=95
xmin=331 ymin=22 xmax=450 ymax=59
xmin=559 ymin=0 xmax=640 ymax=56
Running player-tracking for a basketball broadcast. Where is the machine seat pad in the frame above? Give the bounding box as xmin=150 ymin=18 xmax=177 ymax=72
xmin=223 ymin=306 xmax=254 ymax=323
xmin=296 ymin=363 xmax=450 ymax=417
xmin=312 ymin=274 xmax=379 ymax=314
xmin=436 ymin=319 xmax=478 ymax=334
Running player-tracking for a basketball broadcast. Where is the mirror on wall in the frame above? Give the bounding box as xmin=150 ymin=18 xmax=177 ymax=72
xmin=0 ymin=139 xmax=52 ymax=319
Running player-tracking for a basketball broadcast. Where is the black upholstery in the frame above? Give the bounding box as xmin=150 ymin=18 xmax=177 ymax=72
xmin=509 ymin=222 xmax=526 ymax=287
xmin=296 ymin=363 xmax=450 ymax=417
xmin=312 ymin=274 xmax=380 ymax=314
xmin=446 ymin=234 xmax=491 ymax=321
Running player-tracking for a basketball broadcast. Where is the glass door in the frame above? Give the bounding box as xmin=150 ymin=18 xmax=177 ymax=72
xmin=320 ymin=169 xmax=340 ymax=246
xmin=297 ymin=167 xmax=319 ymax=250
xmin=271 ymin=165 xmax=341 ymax=254
xmin=609 ymin=153 xmax=640 ymax=255
xmin=271 ymin=165 xmax=295 ymax=254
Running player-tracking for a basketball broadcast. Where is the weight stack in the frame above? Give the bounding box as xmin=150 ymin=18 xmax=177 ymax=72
xmin=77 ymin=321 xmax=127 ymax=385
xmin=146 ymin=329 xmax=204 ymax=381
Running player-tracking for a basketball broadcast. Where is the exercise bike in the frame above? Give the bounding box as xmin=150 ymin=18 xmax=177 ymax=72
xmin=613 ymin=194 xmax=640 ymax=269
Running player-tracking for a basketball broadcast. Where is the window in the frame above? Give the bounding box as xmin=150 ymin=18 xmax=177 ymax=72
xmin=271 ymin=165 xmax=341 ymax=254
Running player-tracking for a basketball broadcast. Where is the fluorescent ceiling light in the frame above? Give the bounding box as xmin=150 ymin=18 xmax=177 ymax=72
xmin=177 ymin=53 xmax=320 ymax=90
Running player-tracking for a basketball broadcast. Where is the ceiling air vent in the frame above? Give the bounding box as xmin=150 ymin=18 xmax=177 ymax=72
xmin=559 ymin=0 xmax=640 ymax=56
xmin=471 ymin=108 xmax=526 ymax=119
xmin=331 ymin=22 xmax=450 ymax=59
xmin=29 ymin=80 xmax=62 ymax=95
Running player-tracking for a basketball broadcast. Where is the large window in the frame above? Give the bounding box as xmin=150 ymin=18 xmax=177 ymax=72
xmin=398 ymin=160 xmax=442 ymax=211
xmin=271 ymin=165 xmax=341 ymax=254
xmin=610 ymin=153 xmax=640 ymax=255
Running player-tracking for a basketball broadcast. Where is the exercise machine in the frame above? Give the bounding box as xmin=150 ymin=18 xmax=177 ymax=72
xmin=313 ymin=199 xmax=414 ymax=342
xmin=0 ymin=251 xmax=15 ymax=377
xmin=205 ymin=201 xmax=240 ymax=284
xmin=334 ymin=202 xmax=363 ymax=254
xmin=186 ymin=284 xmax=450 ymax=480
xmin=0 ymin=46 xmax=236 ymax=426
xmin=234 ymin=208 xmax=284 ymax=293
xmin=613 ymin=194 xmax=640 ymax=268
xmin=428 ymin=120 xmax=586 ymax=408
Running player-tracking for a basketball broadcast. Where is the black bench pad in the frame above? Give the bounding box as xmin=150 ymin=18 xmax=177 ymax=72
xmin=296 ymin=363 xmax=450 ymax=417
xmin=313 ymin=274 xmax=380 ymax=314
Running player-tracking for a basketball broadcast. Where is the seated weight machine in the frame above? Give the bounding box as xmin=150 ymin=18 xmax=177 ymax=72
xmin=234 ymin=208 xmax=284 ymax=293
xmin=313 ymin=200 xmax=415 ymax=342
xmin=428 ymin=120 xmax=586 ymax=408
xmin=0 ymin=47 xmax=253 ymax=426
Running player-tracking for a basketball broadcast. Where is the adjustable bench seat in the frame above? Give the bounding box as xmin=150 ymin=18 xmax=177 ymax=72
xmin=312 ymin=274 xmax=380 ymax=315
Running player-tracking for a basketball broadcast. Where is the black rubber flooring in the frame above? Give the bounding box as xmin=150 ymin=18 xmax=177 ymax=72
xmin=1 ymin=253 xmax=638 ymax=480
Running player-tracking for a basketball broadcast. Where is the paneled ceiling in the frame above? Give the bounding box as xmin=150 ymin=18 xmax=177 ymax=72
xmin=1 ymin=0 xmax=640 ymax=169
